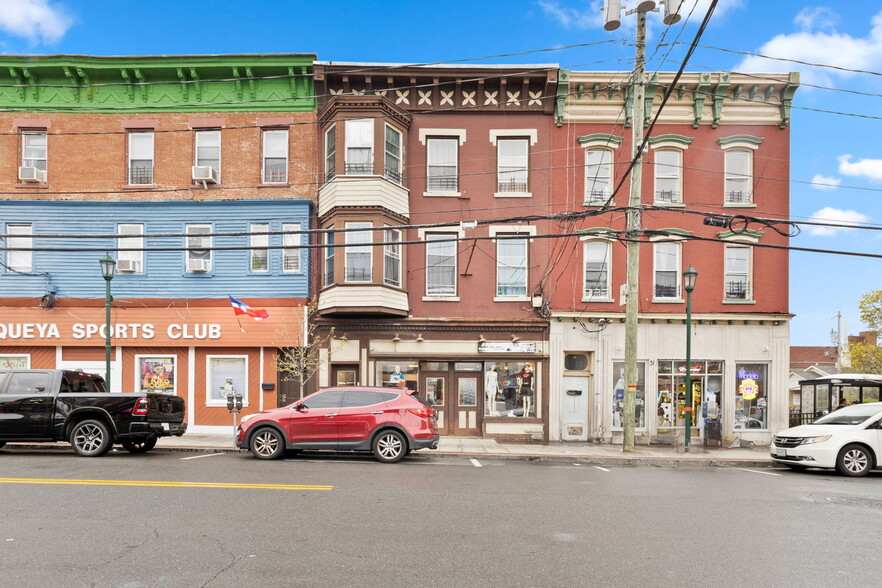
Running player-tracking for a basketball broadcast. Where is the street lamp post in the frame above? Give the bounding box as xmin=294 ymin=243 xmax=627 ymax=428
xmin=99 ymin=254 xmax=116 ymax=392
xmin=683 ymin=265 xmax=698 ymax=452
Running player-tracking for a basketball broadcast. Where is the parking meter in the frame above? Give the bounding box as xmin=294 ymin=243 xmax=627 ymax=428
xmin=226 ymin=393 xmax=243 ymax=412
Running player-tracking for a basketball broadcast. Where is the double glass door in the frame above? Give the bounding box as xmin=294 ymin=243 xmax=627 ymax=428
xmin=423 ymin=367 xmax=480 ymax=436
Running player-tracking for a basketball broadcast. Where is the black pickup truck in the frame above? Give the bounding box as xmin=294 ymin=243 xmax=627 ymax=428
xmin=0 ymin=369 xmax=186 ymax=456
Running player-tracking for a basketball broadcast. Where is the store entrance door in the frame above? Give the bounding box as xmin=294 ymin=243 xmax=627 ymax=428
xmin=422 ymin=372 xmax=480 ymax=436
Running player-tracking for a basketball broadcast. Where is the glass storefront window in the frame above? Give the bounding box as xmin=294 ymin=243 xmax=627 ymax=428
xmin=484 ymin=361 xmax=536 ymax=417
xmin=425 ymin=376 xmax=444 ymax=406
xmin=208 ymin=356 xmax=247 ymax=406
xmin=657 ymin=360 xmax=721 ymax=430
xmin=376 ymin=361 xmax=419 ymax=390
xmin=613 ymin=361 xmax=645 ymax=429
xmin=734 ymin=363 xmax=768 ymax=429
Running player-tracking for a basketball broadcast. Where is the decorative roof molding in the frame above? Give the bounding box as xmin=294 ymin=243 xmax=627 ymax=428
xmin=577 ymin=133 xmax=623 ymax=148
xmin=717 ymin=230 xmax=763 ymax=241
xmin=717 ymin=135 xmax=764 ymax=150
xmin=648 ymin=134 xmax=694 ymax=149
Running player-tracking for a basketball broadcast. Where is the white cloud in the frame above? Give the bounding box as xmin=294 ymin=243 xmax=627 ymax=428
xmin=794 ymin=7 xmax=839 ymax=31
xmin=810 ymin=174 xmax=841 ymax=190
xmin=0 ymin=0 xmax=72 ymax=45
xmin=838 ymin=154 xmax=882 ymax=182
xmin=807 ymin=207 xmax=870 ymax=236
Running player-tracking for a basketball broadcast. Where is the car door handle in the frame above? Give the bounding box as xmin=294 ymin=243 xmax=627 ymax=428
xmin=324 ymin=413 xmax=337 ymax=418
xmin=371 ymin=411 xmax=384 ymax=415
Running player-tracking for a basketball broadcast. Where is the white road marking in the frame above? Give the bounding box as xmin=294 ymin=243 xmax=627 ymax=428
xmin=735 ymin=468 xmax=782 ymax=477
xmin=593 ymin=466 xmax=611 ymax=472
xmin=180 ymin=453 xmax=226 ymax=460
xmin=470 ymin=459 xmax=483 ymax=468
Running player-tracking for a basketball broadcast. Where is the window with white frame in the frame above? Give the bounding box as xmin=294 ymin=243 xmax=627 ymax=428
xmin=345 ymin=221 xmax=372 ymax=282
xmin=427 ymin=137 xmax=458 ymax=192
xmin=654 ymin=150 xmax=681 ymax=204
xmin=250 ymin=223 xmax=269 ymax=272
xmin=325 ymin=126 xmax=336 ymax=182
xmin=0 ymin=355 xmax=30 ymax=369
xmin=725 ymin=149 xmax=752 ymax=204
xmin=653 ymin=241 xmax=680 ymax=299
xmin=207 ymin=355 xmax=248 ymax=407
xmin=345 ymin=119 xmax=373 ymax=174
xmin=384 ymin=227 xmax=402 ymax=287
xmin=323 ymin=230 xmax=335 ymax=287
xmin=425 ymin=233 xmax=457 ymax=296
xmin=128 ymin=132 xmax=154 ymax=185
xmin=584 ymin=240 xmax=611 ymax=299
xmin=7 ymin=224 xmax=33 ymax=273
xmin=282 ymin=223 xmax=301 ymax=273
xmin=185 ymin=224 xmax=211 ymax=273
xmin=585 ymin=149 xmax=612 ymax=204
xmin=725 ymin=244 xmax=751 ymax=300
xmin=195 ymin=130 xmax=221 ymax=181
xmin=117 ymin=224 xmax=144 ymax=273
xmin=496 ymin=235 xmax=528 ymax=297
xmin=497 ymin=138 xmax=529 ymax=193
xmin=384 ymin=125 xmax=402 ymax=184
xmin=262 ymin=129 xmax=288 ymax=183
xmin=22 ymin=131 xmax=47 ymax=174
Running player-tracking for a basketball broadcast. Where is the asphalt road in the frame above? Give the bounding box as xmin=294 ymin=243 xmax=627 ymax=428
xmin=2 ymin=447 xmax=882 ymax=588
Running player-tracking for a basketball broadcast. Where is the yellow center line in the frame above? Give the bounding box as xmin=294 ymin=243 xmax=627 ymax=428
xmin=0 ymin=477 xmax=333 ymax=491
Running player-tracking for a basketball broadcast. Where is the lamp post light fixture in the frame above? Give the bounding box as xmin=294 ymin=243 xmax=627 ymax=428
xmin=99 ymin=254 xmax=116 ymax=392
xmin=683 ymin=265 xmax=698 ymax=452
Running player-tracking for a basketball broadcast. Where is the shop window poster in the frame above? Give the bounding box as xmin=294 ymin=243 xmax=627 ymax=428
xmin=139 ymin=356 xmax=176 ymax=395
xmin=0 ymin=355 xmax=29 ymax=369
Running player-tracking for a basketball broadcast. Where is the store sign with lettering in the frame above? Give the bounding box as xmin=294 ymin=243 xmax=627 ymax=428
xmin=0 ymin=322 xmax=222 ymax=341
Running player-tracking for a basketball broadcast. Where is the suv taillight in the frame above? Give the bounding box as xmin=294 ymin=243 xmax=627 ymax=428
xmin=408 ymin=407 xmax=434 ymax=419
xmin=133 ymin=398 xmax=149 ymax=416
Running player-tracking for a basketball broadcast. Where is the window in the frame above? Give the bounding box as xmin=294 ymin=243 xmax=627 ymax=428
xmin=497 ymin=138 xmax=529 ymax=193
xmin=384 ymin=227 xmax=402 ymax=287
xmin=725 ymin=149 xmax=752 ymax=204
xmin=22 ymin=131 xmax=47 ymax=176
xmin=613 ymin=361 xmax=646 ymax=429
xmin=426 ymin=233 xmax=457 ymax=296
xmin=0 ymin=355 xmax=29 ymax=369
xmin=5 ymin=371 xmax=50 ymax=395
xmin=282 ymin=223 xmax=301 ymax=273
xmin=496 ymin=236 xmax=528 ymax=297
xmin=345 ymin=222 xmax=372 ymax=282
xmin=323 ymin=231 xmax=335 ymax=287
xmin=118 ymin=224 xmax=144 ymax=273
xmin=324 ymin=126 xmax=336 ymax=182
xmin=654 ymin=150 xmax=681 ymax=203
xmin=302 ymin=389 xmax=344 ymax=409
xmin=427 ymin=138 xmax=458 ymax=192
xmin=345 ymin=119 xmax=373 ymax=174
xmin=185 ymin=224 xmax=211 ymax=273
xmin=384 ymin=125 xmax=402 ymax=184
xmin=484 ymin=361 xmax=536 ymax=417
xmin=250 ymin=223 xmax=269 ymax=272
xmin=725 ymin=244 xmax=751 ymax=300
xmin=657 ymin=360 xmax=723 ymax=429
xmin=207 ymin=356 xmax=247 ymax=407
xmin=195 ymin=130 xmax=221 ymax=181
xmin=735 ymin=363 xmax=768 ymax=430
xmin=376 ymin=361 xmax=418 ymax=391
xmin=128 ymin=132 xmax=154 ymax=185
xmin=653 ymin=241 xmax=680 ymax=299
xmin=137 ymin=356 xmax=176 ymax=395
xmin=7 ymin=224 xmax=33 ymax=273
xmin=584 ymin=240 xmax=611 ymax=299
xmin=262 ymin=129 xmax=288 ymax=183
xmin=585 ymin=149 xmax=612 ymax=204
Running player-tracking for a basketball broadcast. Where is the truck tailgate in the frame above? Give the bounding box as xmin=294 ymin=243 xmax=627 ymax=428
xmin=146 ymin=394 xmax=185 ymax=423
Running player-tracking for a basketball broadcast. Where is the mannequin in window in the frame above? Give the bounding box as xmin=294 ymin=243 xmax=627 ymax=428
xmin=389 ymin=366 xmax=405 ymax=388
xmin=519 ymin=364 xmax=534 ymax=417
xmin=484 ymin=367 xmax=499 ymax=416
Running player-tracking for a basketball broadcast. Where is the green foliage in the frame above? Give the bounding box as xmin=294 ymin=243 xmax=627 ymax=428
xmin=857 ymin=290 xmax=882 ymax=333
xmin=849 ymin=341 xmax=882 ymax=375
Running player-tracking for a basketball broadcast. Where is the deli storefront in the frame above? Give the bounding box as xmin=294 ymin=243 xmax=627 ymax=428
xmin=0 ymin=304 xmax=304 ymax=430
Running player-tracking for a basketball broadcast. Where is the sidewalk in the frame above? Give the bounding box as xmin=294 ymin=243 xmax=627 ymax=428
xmin=154 ymin=431 xmax=775 ymax=467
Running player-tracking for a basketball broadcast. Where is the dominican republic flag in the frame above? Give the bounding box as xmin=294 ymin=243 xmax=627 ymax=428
xmin=229 ymin=295 xmax=269 ymax=320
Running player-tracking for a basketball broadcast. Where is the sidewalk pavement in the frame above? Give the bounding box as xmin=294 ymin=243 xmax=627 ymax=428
xmin=151 ymin=431 xmax=775 ymax=468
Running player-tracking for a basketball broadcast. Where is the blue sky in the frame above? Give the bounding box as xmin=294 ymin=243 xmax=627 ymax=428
xmin=2 ymin=0 xmax=881 ymax=347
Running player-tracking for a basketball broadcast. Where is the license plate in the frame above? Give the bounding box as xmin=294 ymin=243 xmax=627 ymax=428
xmin=774 ymin=447 xmax=787 ymax=457
xmin=162 ymin=422 xmax=170 ymax=431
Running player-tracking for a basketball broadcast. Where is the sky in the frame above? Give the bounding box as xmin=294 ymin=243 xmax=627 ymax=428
xmin=1 ymin=0 xmax=880 ymax=347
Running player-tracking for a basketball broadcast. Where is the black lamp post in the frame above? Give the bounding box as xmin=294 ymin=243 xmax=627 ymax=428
xmin=99 ymin=254 xmax=116 ymax=392
xmin=683 ymin=265 xmax=698 ymax=451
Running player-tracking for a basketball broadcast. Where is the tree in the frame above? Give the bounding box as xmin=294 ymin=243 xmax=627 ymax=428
xmin=274 ymin=300 xmax=339 ymax=400
xmin=849 ymin=290 xmax=882 ymax=374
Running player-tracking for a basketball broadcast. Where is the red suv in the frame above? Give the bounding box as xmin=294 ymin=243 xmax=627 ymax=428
xmin=235 ymin=387 xmax=439 ymax=463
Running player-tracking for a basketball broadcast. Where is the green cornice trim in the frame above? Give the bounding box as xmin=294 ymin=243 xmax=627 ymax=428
xmin=717 ymin=135 xmax=764 ymax=147
xmin=717 ymin=230 xmax=763 ymax=240
xmin=654 ymin=228 xmax=693 ymax=237
xmin=0 ymin=54 xmax=316 ymax=112
xmin=577 ymin=133 xmax=623 ymax=147
xmin=647 ymin=134 xmax=694 ymax=147
xmin=577 ymin=228 xmax=618 ymax=237
xmin=555 ymin=70 xmax=570 ymax=127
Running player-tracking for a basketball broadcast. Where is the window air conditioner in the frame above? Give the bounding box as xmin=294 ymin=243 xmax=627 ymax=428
xmin=116 ymin=259 xmax=140 ymax=273
xmin=19 ymin=166 xmax=46 ymax=183
xmin=192 ymin=166 xmax=219 ymax=184
xmin=187 ymin=258 xmax=210 ymax=273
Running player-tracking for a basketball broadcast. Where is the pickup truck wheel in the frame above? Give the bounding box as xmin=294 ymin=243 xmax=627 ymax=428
xmin=70 ymin=419 xmax=113 ymax=457
xmin=249 ymin=428 xmax=284 ymax=460
xmin=121 ymin=436 xmax=158 ymax=454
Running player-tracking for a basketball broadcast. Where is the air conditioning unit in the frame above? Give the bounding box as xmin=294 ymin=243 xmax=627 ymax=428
xmin=187 ymin=258 xmax=210 ymax=273
xmin=192 ymin=166 xmax=218 ymax=184
xmin=116 ymin=259 xmax=140 ymax=273
xmin=19 ymin=166 xmax=46 ymax=183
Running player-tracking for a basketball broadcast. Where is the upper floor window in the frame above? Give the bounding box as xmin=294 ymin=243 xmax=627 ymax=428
xmin=425 ymin=233 xmax=457 ymax=297
xmin=324 ymin=126 xmax=336 ymax=182
xmin=345 ymin=222 xmax=372 ymax=282
xmin=262 ymin=129 xmax=288 ymax=184
xmin=585 ymin=149 xmax=612 ymax=205
xmin=584 ymin=240 xmax=611 ymax=299
xmin=7 ymin=224 xmax=33 ymax=273
xmin=496 ymin=235 xmax=528 ymax=297
xmin=195 ymin=130 xmax=221 ymax=183
xmin=653 ymin=241 xmax=681 ymax=299
xmin=185 ymin=224 xmax=211 ymax=273
xmin=323 ymin=230 xmax=335 ymax=287
xmin=21 ymin=131 xmax=47 ymax=181
xmin=117 ymin=223 xmax=144 ymax=274
xmin=427 ymin=138 xmax=458 ymax=192
xmin=725 ymin=244 xmax=751 ymax=300
xmin=725 ymin=149 xmax=752 ymax=204
xmin=654 ymin=149 xmax=681 ymax=204
xmin=496 ymin=138 xmax=529 ymax=193
xmin=282 ymin=223 xmax=301 ymax=273
xmin=128 ymin=132 xmax=154 ymax=185
xmin=345 ymin=119 xmax=373 ymax=175
xmin=384 ymin=125 xmax=402 ymax=184
xmin=250 ymin=223 xmax=269 ymax=273
xmin=384 ymin=227 xmax=402 ymax=287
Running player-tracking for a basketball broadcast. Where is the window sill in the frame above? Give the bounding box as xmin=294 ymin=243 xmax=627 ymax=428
xmin=122 ymin=184 xmax=156 ymax=190
xmin=723 ymin=202 xmax=757 ymax=208
xmin=494 ymin=191 xmax=532 ymax=198
xmin=15 ymin=183 xmax=49 ymax=189
xmin=722 ymin=299 xmax=757 ymax=305
xmin=493 ymin=296 xmax=530 ymax=302
xmin=651 ymin=298 xmax=684 ymax=304
xmin=423 ymin=191 xmax=462 ymax=198
xmin=653 ymin=202 xmax=685 ymax=208
xmin=581 ymin=297 xmax=614 ymax=303
xmin=258 ymin=183 xmax=290 ymax=187
xmin=422 ymin=296 xmax=460 ymax=302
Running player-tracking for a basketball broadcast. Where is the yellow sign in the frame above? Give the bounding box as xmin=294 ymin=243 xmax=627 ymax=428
xmin=739 ymin=378 xmax=759 ymax=400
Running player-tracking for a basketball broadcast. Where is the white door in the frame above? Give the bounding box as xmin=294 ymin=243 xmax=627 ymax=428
xmin=561 ymin=376 xmax=590 ymax=441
